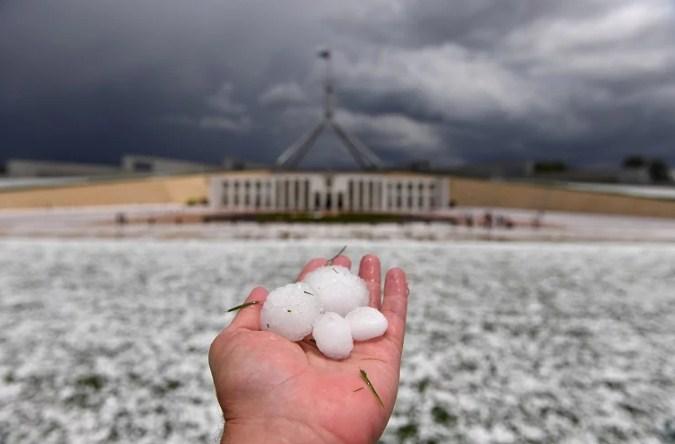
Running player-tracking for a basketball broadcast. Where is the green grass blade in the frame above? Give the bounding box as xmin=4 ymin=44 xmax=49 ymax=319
xmin=359 ymin=369 xmax=384 ymax=408
xmin=226 ymin=301 xmax=259 ymax=313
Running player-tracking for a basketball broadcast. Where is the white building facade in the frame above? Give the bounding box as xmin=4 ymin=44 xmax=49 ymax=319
xmin=209 ymin=172 xmax=450 ymax=214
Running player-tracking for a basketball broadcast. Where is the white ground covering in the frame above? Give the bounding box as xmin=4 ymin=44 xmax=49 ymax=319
xmin=0 ymin=240 xmax=674 ymax=443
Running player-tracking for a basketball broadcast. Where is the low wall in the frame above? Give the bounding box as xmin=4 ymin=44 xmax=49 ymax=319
xmin=0 ymin=175 xmax=209 ymax=209
xmin=450 ymin=177 xmax=675 ymax=218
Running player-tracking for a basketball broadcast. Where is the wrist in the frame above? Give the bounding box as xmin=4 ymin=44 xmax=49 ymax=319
xmin=222 ymin=418 xmax=340 ymax=444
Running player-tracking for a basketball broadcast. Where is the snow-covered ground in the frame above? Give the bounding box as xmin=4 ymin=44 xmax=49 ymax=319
xmin=1 ymin=239 xmax=674 ymax=443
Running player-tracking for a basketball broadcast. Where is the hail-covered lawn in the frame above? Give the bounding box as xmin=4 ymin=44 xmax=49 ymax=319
xmin=0 ymin=239 xmax=674 ymax=443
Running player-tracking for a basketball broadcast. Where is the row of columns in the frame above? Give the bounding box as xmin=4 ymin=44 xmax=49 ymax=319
xmin=209 ymin=174 xmax=449 ymax=213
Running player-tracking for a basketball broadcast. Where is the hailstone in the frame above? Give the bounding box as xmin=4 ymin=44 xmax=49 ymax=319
xmin=303 ymin=266 xmax=369 ymax=316
xmin=260 ymin=282 xmax=322 ymax=341
xmin=312 ymin=312 xmax=353 ymax=360
xmin=345 ymin=306 xmax=388 ymax=341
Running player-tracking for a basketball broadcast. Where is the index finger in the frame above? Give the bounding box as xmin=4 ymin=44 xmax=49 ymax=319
xmin=227 ymin=286 xmax=268 ymax=331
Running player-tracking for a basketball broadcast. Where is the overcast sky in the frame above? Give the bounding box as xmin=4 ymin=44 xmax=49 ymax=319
xmin=1 ymin=0 xmax=674 ymax=169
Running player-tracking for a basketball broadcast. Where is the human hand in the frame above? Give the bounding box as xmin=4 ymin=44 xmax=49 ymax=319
xmin=208 ymin=254 xmax=409 ymax=444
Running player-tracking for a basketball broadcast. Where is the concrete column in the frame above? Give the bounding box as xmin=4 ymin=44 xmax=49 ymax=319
xmin=289 ymin=179 xmax=296 ymax=210
xmin=380 ymin=179 xmax=388 ymax=211
xmin=361 ymin=180 xmax=370 ymax=212
xmin=241 ymin=181 xmax=247 ymax=210
xmin=249 ymin=181 xmax=256 ymax=209
xmin=374 ymin=180 xmax=381 ymax=212
xmin=409 ymin=181 xmax=417 ymax=211
xmin=356 ymin=179 xmax=363 ymax=211
xmin=278 ymin=179 xmax=285 ymax=210
xmin=268 ymin=178 xmax=277 ymax=210
xmin=371 ymin=180 xmax=378 ymax=212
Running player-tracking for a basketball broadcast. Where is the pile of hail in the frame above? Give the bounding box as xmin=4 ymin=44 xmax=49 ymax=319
xmin=260 ymin=261 xmax=388 ymax=360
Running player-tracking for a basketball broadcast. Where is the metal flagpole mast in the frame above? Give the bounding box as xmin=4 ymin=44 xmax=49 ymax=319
xmin=320 ymin=49 xmax=333 ymax=121
xmin=275 ymin=49 xmax=384 ymax=170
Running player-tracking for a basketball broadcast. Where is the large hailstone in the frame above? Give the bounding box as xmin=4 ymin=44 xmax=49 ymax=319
xmin=303 ymin=266 xmax=369 ymax=316
xmin=260 ymin=283 xmax=323 ymax=341
xmin=346 ymin=307 xmax=388 ymax=341
xmin=312 ymin=312 xmax=353 ymax=360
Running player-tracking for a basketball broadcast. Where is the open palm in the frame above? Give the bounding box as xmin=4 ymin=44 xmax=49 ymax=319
xmin=209 ymin=254 xmax=409 ymax=444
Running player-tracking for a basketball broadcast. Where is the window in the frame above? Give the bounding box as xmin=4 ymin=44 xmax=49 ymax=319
xmin=304 ymin=179 xmax=310 ymax=211
xmin=284 ymin=181 xmax=290 ymax=209
xmin=314 ymin=192 xmax=321 ymax=210
xmin=387 ymin=183 xmax=393 ymax=208
xmin=132 ymin=161 xmax=153 ymax=172
xmin=348 ymin=181 xmax=354 ymax=211
xmin=396 ymin=183 xmax=402 ymax=208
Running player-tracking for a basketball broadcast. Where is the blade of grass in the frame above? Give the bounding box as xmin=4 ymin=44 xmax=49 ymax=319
xmin=327 ymin=245 xmax=347 ymax=265
xmin=226 ymin=301 xmax=259 ymax=313
xmin=359 ymin=369 xmax=384 ymax=408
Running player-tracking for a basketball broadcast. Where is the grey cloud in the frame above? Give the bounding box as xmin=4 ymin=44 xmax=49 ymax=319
xmin=258 ymin=82 xmax=309 ymax=107
xmin=207 ymin=83 xmax=247 ymax=115
xmin=1 ymin=0 xmax=674 ymax=168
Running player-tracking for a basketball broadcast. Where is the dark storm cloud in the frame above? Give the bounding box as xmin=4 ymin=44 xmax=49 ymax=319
xmin=1 ymin=0 xmax=674 ymax=168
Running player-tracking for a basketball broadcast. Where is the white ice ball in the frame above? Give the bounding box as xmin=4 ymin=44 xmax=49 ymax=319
xmin=346 ymin=307 xmax=388 ymax=341
xmin=312 ymin=312 xmax=353 ymax=360
xmin=261 ymin=282 xmax=323 ymax=341
xmin=303 ymin=266 xmax=369 ymax=316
